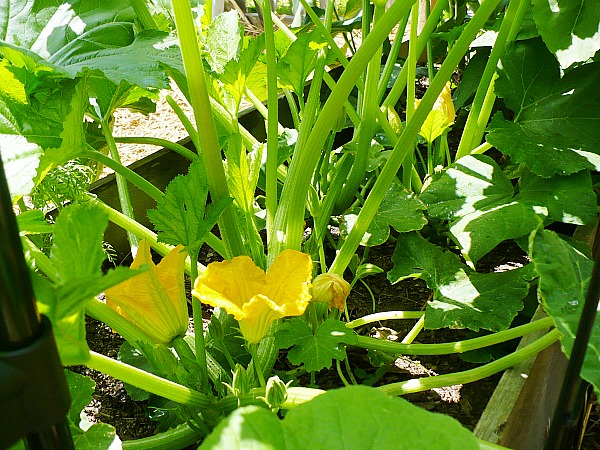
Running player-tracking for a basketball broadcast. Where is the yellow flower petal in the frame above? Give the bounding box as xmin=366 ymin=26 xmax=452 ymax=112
xmin=264 ymin=249 xmax=313 ymax=315
xmin=192 ymin=250 xmax=313 ymax=345
xmin=417 ymin=82 xmax=455 ymax=143
xmin=312 ymin=273 xmax=351 ymax=310
xmin=239 ymin=294 xmax=286 ymax=344
xmin=193 ymin=256 xmax=265 ymax=311
xmin=105 ymin=241 xmax=188 ymax=345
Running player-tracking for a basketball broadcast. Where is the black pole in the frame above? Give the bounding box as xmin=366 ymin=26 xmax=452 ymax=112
xmin=0 ymin=154 xmax=74 ymax=449
xmin=545 ymin=226 xmax=600 ymax=449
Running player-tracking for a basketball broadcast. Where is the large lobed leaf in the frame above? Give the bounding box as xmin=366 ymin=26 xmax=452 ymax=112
xmin=199 ymin=386 xmax=478 ymax=449
xmin=486 ymin=38 xmax=600 ymax=178
xmin=530 ymin=229 xmax=600 ymax=395
xmin=388 ymin=232 xmax=531 ymax=332
xmin=275 ymin=318 xmax=357 ymax=372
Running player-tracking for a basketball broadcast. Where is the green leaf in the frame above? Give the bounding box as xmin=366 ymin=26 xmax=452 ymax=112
xmin=65 ymin=370 xmax=96 ymax=425
xmin=200 ymin=386 xmax=479 ymax=450
xmin=51 ymin=203 xmax=108 ymax=284
xmin=71 ymin=422 xmax=121 ymax=449
xmin=419 ymin=154 xmax=513 ymax=220
xmin=486 ymin=38 xmax=600 ymax=177
xmin=219 ymin=34 xmax=265 ymax=106
xmin=204 ymin=11 xmax=243 ymax=75
xmin=275 ymin=318 xmax=357 ymax=372
xmin=530 ymin=229 xmax=600 ymax=395
xmin=341 ymin=184 xmax=427 ymax=246
xmin=389 ymin=233 xmax=530 ymax=331
xmin=16 ymin=209 xmax=53 ymax=235
xmin=277 ymin=28 xmax=328 ymax=95
xmin=87 ymin=78 xmax=158 ymax=122
xmin=225 ymin=142 xmax=263 ymax=213
xmin=148 ymin=160 xmax=232 ymax=253
xmin=532 ymin=0 xmax=600 ymax=68
xmin=449 ymin=201 xmax=542 ymax=264
xmin=0 ymin=135 xmax=43 ymax=202
xmin=200 ymin=405 xmax=285 ymax=449
xmin=515 ymin=170 xmax=597 ymax=225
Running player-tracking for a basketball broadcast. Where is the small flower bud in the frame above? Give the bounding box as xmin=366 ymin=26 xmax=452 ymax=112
xmin=263 ymin=375 xmax=291 ymax=412
xmin=312 ymin=273 xmax=351 ymax=310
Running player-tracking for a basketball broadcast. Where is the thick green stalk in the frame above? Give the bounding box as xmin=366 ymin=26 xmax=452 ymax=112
xmin=455 ymin=0 xmax=526 ymax=158
xmin=86 ymin=351 xmax=213 ymax=409
xmin=101 ymin=122 xmax=140 ymax=254
xmin=269 ymin=0 xmax=419 ymax=258
xmin=382 ymin=0 xmax=448 ymax=109
xmin=335 ymin=3 xmax=386 ymax=211
xmin=171 ymin=0 xmax=244 ymax=258
xmin=262 ymin=0 xmax=279 ymax=246
xmin=129 ymin=0 xmax=159 ymax=30
xmin=379 ymin=329 xmax=560 ymax=396
xmin=354 ymin=316 xmax=554 ymax=355
xmin=114 ymin=136 xmax=199 ymax=162
xmin=329 ymin=0 xmax=503 ymax=275
xmin=402 ymin=1 xmax=419 ymax=189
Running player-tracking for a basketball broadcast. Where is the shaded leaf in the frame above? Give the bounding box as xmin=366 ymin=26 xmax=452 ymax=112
xmin=532 ymin=0 xmax=600 ymax=68
xmin=389 ymin=233 xmax=530 ymax=331
xmin=487 ymin=38 xmax=600 ymax=177
xmin=341 ymin=184 xmax=427 ymax=246
xmin=530 ymin=229 xmax=600 ymax=395
xmin=419 ymin=154 xmax=513 ymax=221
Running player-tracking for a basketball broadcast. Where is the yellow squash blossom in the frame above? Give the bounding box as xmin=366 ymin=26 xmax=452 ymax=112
xmin=416 ymin=82 xmax=456 ymax=143
xmin=105 ymin=240 xmax=188 ymax=345
xmin=192 ymin=250 xmax=312 ymax=344
xmin=312 ymin=273 xmax=351 ymax=311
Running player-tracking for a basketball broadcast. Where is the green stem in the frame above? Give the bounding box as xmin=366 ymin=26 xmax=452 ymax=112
xmin=249 ymin=343 xmax=266 ymax=388
xmin=270 ymin=0 xmax=420 ymax=258
xmin=262 ymin=0 xmax=279 ymax=247
xmin=379 ymin=329 xmax=560 ymax=396
xmin=189 ymin=249 xmax=209 ymax=391
xmin=129 ymin=0 xmax=159 ymax=30
xmin=86 ymin=298 xmax=155 ymax=347
xmin=88 ymin=196 xmax=207 ymax=273
xmin=243 ymin=86 xmax=284 ymax=134
xmin=455 ymin=0 xmax=525 ymax=159
xmin=82 ymin=147 xmax=164 ymax=203
xmin=472 ymin=141 xmax=493 ymax=155
xmin=335 ymin=3 xmax=385 ymax=211
xmin=122 ymin=423 xmax=203 ymax=450
xmin=377 ymin=12 xmax=410 ymax=103
xmin=346 ymin=311 xmax=424 ymax=328
xmin=86 ymin=351 xmax=213 ymax=409
xmin=165 ymin=95 xmax=202 ymax=154
xmin=329 ymin=0 xmax=503 ymax=276
xmin=114 ymin=136 xmax=199 ymax=162
xmin=382 ymin=0 xmax=448 ymax=109
xmin=401 ymin=315 xmax=424 ymax=344
xmin=101 ymin=122 xmax=140 ymax=254
xmin=171 ymin=0 xmax=244 ymax=259
xmin=354 ymin=316 xmax=554 ymax=355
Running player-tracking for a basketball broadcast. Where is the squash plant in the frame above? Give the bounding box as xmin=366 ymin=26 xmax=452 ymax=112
xmin=1 ymin=0 xmax=599 ymax=448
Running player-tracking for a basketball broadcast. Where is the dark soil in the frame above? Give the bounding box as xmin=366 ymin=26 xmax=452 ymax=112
xmin=71 ymin=237 xmax=600 ymax=448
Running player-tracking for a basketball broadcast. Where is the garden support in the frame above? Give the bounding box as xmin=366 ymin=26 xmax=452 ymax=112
xmin=0 ymin=155 xmax=74 ymax=449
